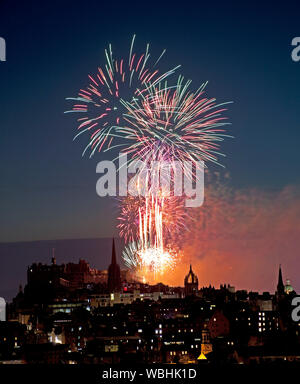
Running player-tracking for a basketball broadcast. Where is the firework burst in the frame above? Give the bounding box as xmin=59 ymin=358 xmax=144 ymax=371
xmin=122 ymin=240 xmax=178 ymax=284
xmin=65 ymin=35 xmax=179 ymax=157
xmin=118 ymin=193 xmax=190 ymax=244
xmin=65 ymin=37 xmax=233 ymax=281
xmin=119 ymin=75 xmax=232 ymax=167
xmin=120 ymin=193 xmax=180 ymax=283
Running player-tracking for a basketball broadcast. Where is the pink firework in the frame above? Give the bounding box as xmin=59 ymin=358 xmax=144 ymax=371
xmin=65 ymin=35 xmax=179 ymax=157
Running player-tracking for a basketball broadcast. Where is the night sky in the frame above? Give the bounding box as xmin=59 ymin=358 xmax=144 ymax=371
xmin=0 ymin=1 xmax=300 ymax=300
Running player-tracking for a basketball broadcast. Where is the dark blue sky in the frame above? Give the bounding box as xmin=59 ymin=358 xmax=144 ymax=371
xmin=0 ymin=0 xmax=300 ymax=242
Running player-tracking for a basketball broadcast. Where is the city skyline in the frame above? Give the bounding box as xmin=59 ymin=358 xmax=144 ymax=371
xmin=0 ymin=236 xmax=296 ymax=303
xmin=1 ymin=238 xmax=299 ymax=366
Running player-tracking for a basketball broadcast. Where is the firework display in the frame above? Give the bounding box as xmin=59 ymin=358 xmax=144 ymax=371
xmin=120 ymin=76 xmax=231 ymax=167
xmin=65 ymin=35 xmax=179 ymax=157
xmin=66 ymin=36 xmax=231 ymax=283
xmin=118 ymin=193 xmax=189 ymax=244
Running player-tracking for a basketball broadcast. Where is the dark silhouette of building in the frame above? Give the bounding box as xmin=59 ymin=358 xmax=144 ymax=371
xmin=184 ymin=265 xmax=198 ymax=296
xmin=276 ymin=265 xmax=285 ymax=297
xmin=107 ymin=239 xmax=121 ymax=292
xmin=207 ymin=309 xmax=230 ymax=338
xmin=27 ymin=257 xmax=107 ymax=293
xmin=27 ymin=258 xmax=65 ymax=286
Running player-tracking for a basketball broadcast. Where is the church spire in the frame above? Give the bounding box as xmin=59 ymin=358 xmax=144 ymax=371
xmin=108 ymin=238 xmax=121 ymax=292
xmin=184 ymin=265 xmax=198 ymax=296
xmin=277 ymin=264 xmax=284 ymax=295
xmin=111 ymin=238 xmax=117 ymax=265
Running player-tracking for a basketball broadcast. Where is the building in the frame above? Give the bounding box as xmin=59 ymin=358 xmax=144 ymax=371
xmin=285 ymin=279 xmax=294 ymax=295
xmin=276 ymin=265 xmax=285 ymax=298
xmin=27 ymin=257 xmax=107 ymax=292
xmin=0 ymin=321 xmax=26 ymax=360
xmin=65 ymin=259 xmax=106 ymax=289
xmin=184 ymin=265 xmax=198 ymax=296
xmin=107 ymin=239 xmax=121 ymax=292
xmin=27 ymin=258 xmax=65 ymax=287
xmin=90 ymin=290 xmax=177 ymax=308
xmin=201 ymin=328 xmax=213 ymax=356
xmin=208 ymin=309 xmax=230 ymax=338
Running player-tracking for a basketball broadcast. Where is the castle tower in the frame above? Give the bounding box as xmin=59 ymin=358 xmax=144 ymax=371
xmin=184 ymin=265 xmax=198 ymax=296
xmin=107 ymin=238 xmax=121 ymax=292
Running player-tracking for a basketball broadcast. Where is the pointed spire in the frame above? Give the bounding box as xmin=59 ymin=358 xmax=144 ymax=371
xmin=108 ymin=238 xmax=121 ymax=292
xmin=111 ymin=238 xmax=116 ymax=265
xmin=278 ymin=264 xmax=283 ymax=284
xmin=277 ymin=264 xmax=284 ymax=295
